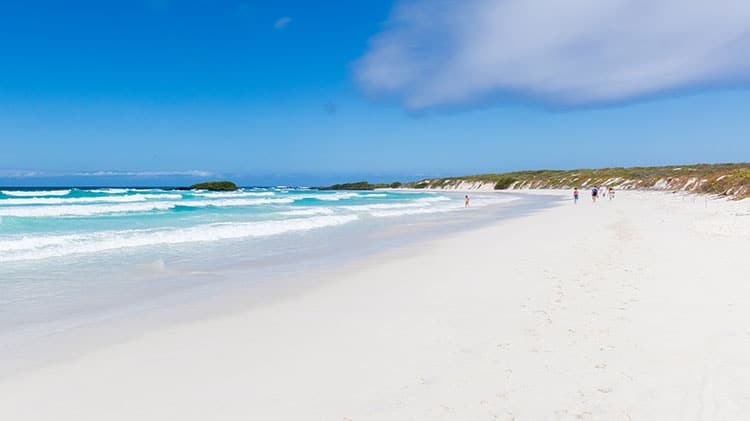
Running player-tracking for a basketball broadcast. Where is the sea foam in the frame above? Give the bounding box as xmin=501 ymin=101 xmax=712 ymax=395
xmin=1 ymin=190 xmax=71 ymax=197
xmin=0 ymin=214 xmax=359 ymax=262
xmin=0 ymin=194 xmax=182 ymax=206
xmin=0 ymin=197 xmax=296 ymax=217
xmin=0 ymin=188 xmax=475 ymax=262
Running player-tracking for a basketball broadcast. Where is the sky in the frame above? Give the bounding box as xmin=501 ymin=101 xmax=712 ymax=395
xmin=1 ymin=0 xmax=749 ymax=187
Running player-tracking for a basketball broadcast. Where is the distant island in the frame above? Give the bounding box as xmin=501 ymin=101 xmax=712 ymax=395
xmin=319 ymin=181 xmax=402 ymax=190
xmin=179 ymin=181 xmax=238 ymax=191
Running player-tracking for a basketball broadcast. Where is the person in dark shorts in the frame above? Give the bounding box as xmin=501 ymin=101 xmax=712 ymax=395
xmin=592 ymin=186 xmax=599 ymax=202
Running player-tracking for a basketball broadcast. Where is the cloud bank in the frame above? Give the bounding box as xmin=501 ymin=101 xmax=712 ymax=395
xmin=354 ymin=0 xmax=750 ymax=109
xmin=0 ymin=170 xmax=215 ymax=178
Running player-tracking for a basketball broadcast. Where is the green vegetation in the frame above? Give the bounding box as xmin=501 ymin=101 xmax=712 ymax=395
xmin=182 ymin=181 xmax=238 ymax=191
xmin=493 ymin=177 xmax=517 ymax=190
xmin=698 ymin=168 xmax=750 ymax=198
xmin=401 ymin=163 xmax=750 ymax=199
xmin=320 ymin=181 xmax=389 ymax=190
xmin=320 ymin=180 xmax=407 ymax=190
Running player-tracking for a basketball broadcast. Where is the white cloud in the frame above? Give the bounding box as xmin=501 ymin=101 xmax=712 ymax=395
xmin=72 ymin=170 xmax=216 ymax=178
xmin=354 ymin=0 xmax=750 ymax=109
xmin=0 ymin=170 xmax=215 ymax=178
xmin=274 ymin=16 xmax=292 ymax=30
xmin=0 ymin=170 xmax=41 ymax=178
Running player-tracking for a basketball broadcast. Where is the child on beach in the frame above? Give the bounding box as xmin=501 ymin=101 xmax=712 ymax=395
xmin=465 ymin=195 xmax=470 ymax=208
xmin=591 ymin=186 xmax=599 ymax=202
xmin=573 ymin=188 xmax=579 ymax=204
xmin=609 ymin=187 xmax=615 ymax=200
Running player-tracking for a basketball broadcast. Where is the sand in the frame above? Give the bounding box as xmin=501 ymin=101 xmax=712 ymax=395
xmin=1 ymin=190 xmax=749 ymax=420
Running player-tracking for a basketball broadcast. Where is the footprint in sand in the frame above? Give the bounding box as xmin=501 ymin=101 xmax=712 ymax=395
xmin=496 ymin=342 xmax=511 ymax=350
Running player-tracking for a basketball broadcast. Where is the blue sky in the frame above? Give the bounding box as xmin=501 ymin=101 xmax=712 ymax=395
xmin=1 ymin=0 xmax=749 ymax=186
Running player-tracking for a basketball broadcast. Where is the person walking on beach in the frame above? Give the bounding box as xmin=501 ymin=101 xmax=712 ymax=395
xmin=465 ymin=195 xmax=470 ymax=208
xmin=609 ymin=187 xmax=615 ymax=200
xmin=591 ymin=186 xmax=599 ymax=202
xmin=573 ymin=188 xmax=579 ymax=204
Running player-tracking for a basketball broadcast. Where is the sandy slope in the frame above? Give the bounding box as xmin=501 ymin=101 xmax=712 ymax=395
xmin=1 ymin=191 xmax=749 ymax=420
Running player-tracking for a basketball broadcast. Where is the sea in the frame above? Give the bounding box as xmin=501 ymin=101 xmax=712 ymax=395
xmin=0 ymin=186 xmax=558 ymax=374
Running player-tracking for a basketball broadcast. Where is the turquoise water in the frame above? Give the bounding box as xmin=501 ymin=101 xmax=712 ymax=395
xmin=0 ymin=187 xmax=564 ymax=375
xmin=0 ymin=187 xmax=508 ymax=262
xmin=0 ymin=187 xmax=529 ymax=356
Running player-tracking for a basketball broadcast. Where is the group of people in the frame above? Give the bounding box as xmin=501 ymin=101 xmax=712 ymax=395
xmin=463 ymin=187 xmax=612 ymax=207
xmin=573 ymin=186 xmax=614 ymax=204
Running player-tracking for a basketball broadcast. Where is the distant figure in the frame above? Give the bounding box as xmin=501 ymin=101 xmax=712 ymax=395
xmin=601 ymin=186 xmax=607 ymax=199
xmin=592 ymin=186 xmax=599 ymax=202
xmin=465 ymin=195 xmax=470 ymax=208
xmin=573 ymin=188 xmax=579 ymax=204
xmin=609 ymin=187 xmax=615 ymax=200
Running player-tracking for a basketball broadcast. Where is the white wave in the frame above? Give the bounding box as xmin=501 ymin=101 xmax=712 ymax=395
xmin=0 ymin=202 xmax=176 ymax=217
xmin=0 ymin=194 xmax=182 ymax=206
xmin=182 ymin=198 xmax=294 ymax=208
xmin=88 ymin=188 xmax=130 ymax=194
xmin=0 ymin=197 xmax=295 ymax=217
xmin=352 ymin=195 xmax=516 ymax=217
xmin=0 ymin=215 xmax=359 ymax=262
xmin=415 ymin=196 xmax=451 ymax=203
xmin=294 ymin=192 xmax=361 ymax=201
xmin=361 ymin=193 xmax=388 ymax=197
xmin=86 ymin=188 xmax=170 ymax=195
xmin=341 ymin=202 xmax=431 ymax=211
xmin=279 ymin=207 xmax=335 ymax=216
xmin=192 ymin=191 xmax=275 ymax=198
xmin=366 ymin=200 xmax=509 ymax=218
xmin=339 ymin=195 xmax=450 ymax=210
xmin=1 ymin=190 xmax=71 ymax=197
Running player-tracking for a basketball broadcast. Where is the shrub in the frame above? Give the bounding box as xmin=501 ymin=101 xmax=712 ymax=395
xmin=494 ymin=177 xmax=516 ymax=190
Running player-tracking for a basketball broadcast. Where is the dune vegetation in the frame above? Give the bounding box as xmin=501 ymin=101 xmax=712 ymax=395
xmin=402 ymin=163 xmax=750 ymax=199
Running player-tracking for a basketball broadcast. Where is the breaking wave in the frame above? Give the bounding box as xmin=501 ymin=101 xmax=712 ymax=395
xmin=0 ymin=214 xmax=359 ymax=262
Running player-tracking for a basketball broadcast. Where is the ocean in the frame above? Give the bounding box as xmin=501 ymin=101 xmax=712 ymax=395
xmin=0 ymin=186 xmax=554 ymax=373
xmin=0 ymin=187 xmax=514 ymax=262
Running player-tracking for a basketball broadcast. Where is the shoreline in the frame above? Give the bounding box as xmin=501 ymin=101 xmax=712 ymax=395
xmin=2 ymin=190 xmax=749 ymax=419
xmin=0 ymin=191 xmax=561 ymax=380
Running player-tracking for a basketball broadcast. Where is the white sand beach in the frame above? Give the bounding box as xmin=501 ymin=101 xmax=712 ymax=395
xmin=2 ymin=190 xmax=749 ymax=420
